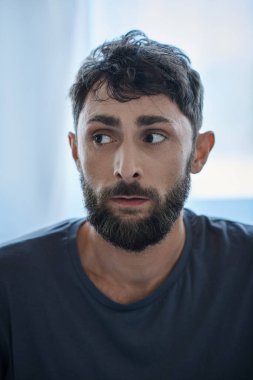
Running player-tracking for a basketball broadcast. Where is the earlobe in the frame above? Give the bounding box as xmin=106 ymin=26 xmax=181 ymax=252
xmin=68 ymin=132 xmax=81 ymax=170
xmin=191 ymin=131 xmax=215 ymax=174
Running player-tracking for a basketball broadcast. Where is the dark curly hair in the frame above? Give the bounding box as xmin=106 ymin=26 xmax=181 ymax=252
xmin=69 ymin=30 xmax=203 ymax=139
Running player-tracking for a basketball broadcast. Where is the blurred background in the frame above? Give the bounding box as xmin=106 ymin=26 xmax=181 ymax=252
xmin=0 ymin=0 xmax=253 ymax=243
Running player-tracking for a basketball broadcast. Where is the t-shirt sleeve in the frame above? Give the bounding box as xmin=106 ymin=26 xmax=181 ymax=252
xmin=0 ymin=281 xmax=10 ymax=379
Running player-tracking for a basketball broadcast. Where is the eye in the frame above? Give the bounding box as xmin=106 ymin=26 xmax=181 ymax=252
xmin=93 ymin=134 xmax=112 ymax=145
xmin=144 ymin=133 xmax=166 ymax=144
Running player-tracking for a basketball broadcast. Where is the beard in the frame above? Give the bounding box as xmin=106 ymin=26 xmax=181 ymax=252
xmin=79 ymin=167 xmax=191 ymax=252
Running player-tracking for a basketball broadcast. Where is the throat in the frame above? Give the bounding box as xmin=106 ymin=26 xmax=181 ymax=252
xmin=76 ymin=216 xmax=186 ymax=304
xmin=85 ymin=269 xmax=166 ymax=304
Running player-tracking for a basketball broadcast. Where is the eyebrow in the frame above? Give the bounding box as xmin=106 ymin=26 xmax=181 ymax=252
xmin=87 ymin=114 xmax=173 ymax=128
xmin=87 ymin=115 xmax=120 ymax=127
xmin=136 ymin=115 xmax=172 ymax=127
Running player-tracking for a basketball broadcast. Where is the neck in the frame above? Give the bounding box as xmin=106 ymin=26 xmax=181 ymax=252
xmin=77 ymin=212 xmax=186 ymax=304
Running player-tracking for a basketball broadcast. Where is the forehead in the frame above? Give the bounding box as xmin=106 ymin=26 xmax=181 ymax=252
xmin=78 ymin=83 xmax=192 ymax=137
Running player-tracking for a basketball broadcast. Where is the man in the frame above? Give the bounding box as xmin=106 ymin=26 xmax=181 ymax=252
xmin=0 ymin=30 xmax=252 ymax=380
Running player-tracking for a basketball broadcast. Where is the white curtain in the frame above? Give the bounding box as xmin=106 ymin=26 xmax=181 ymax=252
xmin=0 ymin=0 xmax=89 ymax=242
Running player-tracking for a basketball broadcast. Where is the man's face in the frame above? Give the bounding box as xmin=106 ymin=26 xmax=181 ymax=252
xmin=74 ymin=85 xmax=194 ymax=251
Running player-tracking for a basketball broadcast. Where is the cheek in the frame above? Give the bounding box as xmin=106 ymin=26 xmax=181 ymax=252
xmin=148 ymin=149 xmax=186 ymax=177
xmin=79 ymin=148 xmax=113 ymax=187
xmin=146 ymin=150 xmax=189 ymax=194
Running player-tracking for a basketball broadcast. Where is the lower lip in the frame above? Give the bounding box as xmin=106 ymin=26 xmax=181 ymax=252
xmin=110 ymin=198 xmax=149 ymax=207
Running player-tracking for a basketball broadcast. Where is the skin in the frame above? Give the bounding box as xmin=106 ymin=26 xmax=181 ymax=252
xmin=69 ymin=84 xmax=215 ymax=304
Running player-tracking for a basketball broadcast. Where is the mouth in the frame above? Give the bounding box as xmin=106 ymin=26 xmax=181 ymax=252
xmin=110 ymin=196 xmax=150 ymax=207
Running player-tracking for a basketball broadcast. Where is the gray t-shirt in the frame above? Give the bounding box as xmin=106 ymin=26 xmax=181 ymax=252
xmin=0 ymin=209 xmax=253 ymax=380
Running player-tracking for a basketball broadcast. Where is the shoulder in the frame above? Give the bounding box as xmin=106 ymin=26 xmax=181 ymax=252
xmin=0 ymin=219 xmax=83 ymax=278
xmin=0 ymin=218 xmax=78 ymax=253
xmin=184 ymin=208 xmax=253 ymax=254
xmin=183 ymin=209 xmax=253 ymax=289
xmin=184 ymin=208 xmax=253 ymax=238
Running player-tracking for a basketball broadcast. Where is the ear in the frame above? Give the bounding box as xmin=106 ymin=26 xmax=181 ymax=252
xmin=191 ymin=131 xmax=215 ymax=174
xmin=68 ymin=132 xmax=81 ymax=171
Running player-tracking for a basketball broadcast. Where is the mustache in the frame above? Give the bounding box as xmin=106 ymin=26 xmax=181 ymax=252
xmin=100 ymin=181 xmax=159 ymax=200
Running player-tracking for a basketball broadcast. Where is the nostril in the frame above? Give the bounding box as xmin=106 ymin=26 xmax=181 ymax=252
xmin=114 ymin=170 xmax=140 ymax=179
xmin=116 ymin=172 xmax=122 ymax=178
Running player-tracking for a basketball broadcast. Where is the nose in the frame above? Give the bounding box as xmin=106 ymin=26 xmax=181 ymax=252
xmin=113 ymin=143 xmax=143 ymax=182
